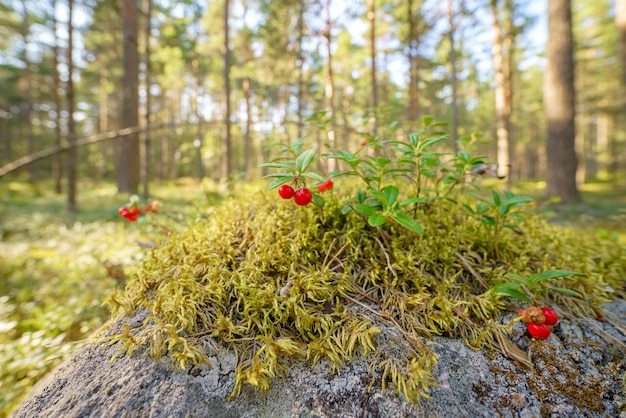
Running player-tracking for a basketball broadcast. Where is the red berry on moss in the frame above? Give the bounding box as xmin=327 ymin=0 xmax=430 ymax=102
xmin=541 ymin=307 xmax=559 ymax=326
xmin=294 ymin=188 xmax=313 ymax=206
xmin=278 ymin=184 xmax=295 ymax=199
xmin=527 ymin=323 xmax=551 ymax=339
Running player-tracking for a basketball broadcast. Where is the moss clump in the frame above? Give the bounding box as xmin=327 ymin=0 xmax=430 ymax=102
xmin=105 ymin=187 xmax=625 ymax=402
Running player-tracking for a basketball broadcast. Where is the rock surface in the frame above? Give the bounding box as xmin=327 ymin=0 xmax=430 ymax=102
xmin=13 ymin=300 xmax=626 ymax=418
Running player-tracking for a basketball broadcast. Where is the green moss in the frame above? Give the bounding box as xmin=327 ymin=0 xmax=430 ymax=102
xmin=104 ymin=187 xmax=626 ymax=402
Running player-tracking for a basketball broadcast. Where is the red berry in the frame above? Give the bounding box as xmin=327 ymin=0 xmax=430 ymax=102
xmin=317 ymin=179 xmax=334 ymax=192
xmin=527 ymin=323 xmax=551 ymax=339
xmin=541 ymin=307 xmax=559 ymax=326
xmin=278 ymin=184 xmax=295 ymax=199
xmin=118 ymin=207 xmax=130 ymax=217
xmin=294 ymin=188 xmax=313 ymax=206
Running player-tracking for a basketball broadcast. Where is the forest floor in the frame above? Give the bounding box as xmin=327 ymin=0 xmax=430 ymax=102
xmin=0 ymin=177 xmax=625 ymax=417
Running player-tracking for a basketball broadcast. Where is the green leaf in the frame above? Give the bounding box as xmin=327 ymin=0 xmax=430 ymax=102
xmin=368 ymin=214 xmax=386 ymax=227
xmin=312 ymin=194 xmax=325 ymax=208
xmin=356 ymin=190 xmax=367 ymax=203
xmin=507 ymin=274 xmax=531 ymax=285
xmin=370 ymin=191 xmax=388 ymax=206
xmin=491 ymin=283 xmax=531 ymax=302
xmin=260 ymin=162 xmax=295 ymax=171
xmin=354 ymin=204 xmax=377 ymax=217
xmin=302 ymin=172 xmax=327 ymax=184
xmin=341 ymin=205 xmax=353 ymax=214
xmin=417 ymin=135 xmax=447 ymax=152
xmin=491 ymin=190 xmax=501 ymax=206
xmin=502 ymin=195 xmax=534 ymax=206
xmin=548 ymin=286 xmax=583 ymax=298
xmin=263 ymin=172 xmax=295 ymax=180
xmin=421 ymin=116 xmax=434 ymax=126
xmin=382 ymin=185 xmax=399 ymax=206
xmin=527 ymin=270 xmax=585 ymax=284
xmin=268 ymin=177 xmax=293 ymax=190
xmin=409 ymin=133 xmax=420 ymax=147
xmin=295 ymin=148 xmax=318 ymax=173
xmin=392 ymin=211 xmax=423 ymax=234
xmin=399 ymin=197 xmax=428 ymax=207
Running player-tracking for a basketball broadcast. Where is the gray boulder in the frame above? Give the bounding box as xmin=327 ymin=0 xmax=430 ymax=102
xmin=13 ymin=300 xmax=626 ymax=418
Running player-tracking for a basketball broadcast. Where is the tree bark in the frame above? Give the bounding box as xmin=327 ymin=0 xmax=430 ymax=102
xmin=20 ymin=0 xmax=35 ymax=180
xmin=324 ymin=0 xmax=336 ymax=173
xmin=141 ymin=0 xmax=151 ymax=199
xmin=448 ymin=0 xmax=459 ymax=154
xmin=545 ymin=0 xmax=580 ymax=202
xmin=407 ymin=0 xmax=421 ymax=122
xmin=297 ymin=0 xmax=306 ymax=140
xmin=243 ymin=76 xmax=252 ymax=180
xmin=223 ymin=0 xmax=233 ymax=183
xmin=616 ymin=0 xmax=626 ymax=181
xmin=117 ymin=0 xmax=140 ymax=193
xmin=490 ymin=0 xmax=510 ymax=180
xmin=52 ymin=0 xmax=63 ymax=193
xmin=66 ymin=0 xmax=77 ymax=212
xmin=368 ymin=0 xmax=378 ymax=136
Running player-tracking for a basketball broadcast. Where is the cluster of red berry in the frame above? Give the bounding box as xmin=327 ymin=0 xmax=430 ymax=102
xmin=518 ymin=306 xmax=559 ymax=339
xmin=277 ymin=179 xmax=333 ymax=206
xmin=118 ymin=199 xmax=161 ymax=222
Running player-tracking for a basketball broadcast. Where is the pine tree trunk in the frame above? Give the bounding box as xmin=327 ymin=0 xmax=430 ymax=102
xmin=223 ymin=0 xmax=233 ymax=183
xmin=52 ymin=0 xmax=63 ymax=194
xmin=20 ymin=0 xmax=35 ymax=180
xmin=243 ymin=77 xmax=252 ymax=180
xmin=297 ymin=0 xmax=305 ymax=140
xmin=141 ymin=0 xmax=151 ymax=199
xmin=448 ymin=0 xmax=459 ymax=154
xmin=490 ymin=0 xmax=510 ymax=180
xmin=407 ymin=0 xmax=420 ymax=122
xmin=324 ymin=0 xmax=336 ymax=173
xmin=118 ymin=0 xmax=140 ymax=193
xmin=66 ymin=0 xmax=77 ymax=212
xmin=368 ymin=0 xmax=378 ymax=136
xmin=545 ymin=0 xmax=580 ymax=202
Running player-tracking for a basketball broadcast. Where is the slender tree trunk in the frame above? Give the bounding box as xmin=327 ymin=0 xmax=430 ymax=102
xmin=118 ymin=0 xmax=140 ymax=193
xmin=616 ymin=0 xmax=626 ymax=182
xmin=407 ymin=0 xmax=420 ymax=122
xmin=66 ymin=0 xmax=77 ymax=212
xmin=368 ymin=0 xmax=378 ymax=136
xmin=243 ymin=77 xmax=252 ymax=180
xmin=141 ymin=0 xmax=151 ymax=199
xmin=490 ymin=0 xmax=510 ymax=179
xmin=223 ymin=0 xmax=233 ymax=183
xmin=191 ymin=57 xmax=205 ymax=180
xmin=324 ymin=0 xmax=336 ymax=173
xmin=52 ymin=0 xmax=63 ymax=193
xmin=503 ymin=0 xmax=515 ymax=184
xmin=20 ymin=0 xmax=35 ymax=180
xmin=448 ymin=0 xmax=459 ymax=154
xmin=297 ymin=0 xmax=305 ymax=140
xmin=545 ymin=0 xmax=580 ymax=202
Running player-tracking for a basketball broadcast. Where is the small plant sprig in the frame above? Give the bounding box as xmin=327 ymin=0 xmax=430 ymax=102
xmin=261 ymin=140 xmax=331 ymax=208
xmin=491 ymin=270 xmax=584 ymax=340
xmin=463 ymin=189 xmax=534 ymax=258
xmin=491 ymin=269 xmax=585 ymax=304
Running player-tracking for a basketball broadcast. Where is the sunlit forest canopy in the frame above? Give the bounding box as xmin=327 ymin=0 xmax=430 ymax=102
xmin=0 ymin=0 xmax=625 ymax=204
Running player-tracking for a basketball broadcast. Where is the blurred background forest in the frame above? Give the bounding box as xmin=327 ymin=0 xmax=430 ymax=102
xmin=1 ymin=0 xmax=626 ymax=415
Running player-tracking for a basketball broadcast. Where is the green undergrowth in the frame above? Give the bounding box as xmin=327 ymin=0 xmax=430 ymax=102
xmin=104 ymin=185 xmax=626 ymax=402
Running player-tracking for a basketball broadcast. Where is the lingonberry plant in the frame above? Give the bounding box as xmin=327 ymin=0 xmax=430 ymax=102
xmin=263 ymin=115 xmax=493 ymax=234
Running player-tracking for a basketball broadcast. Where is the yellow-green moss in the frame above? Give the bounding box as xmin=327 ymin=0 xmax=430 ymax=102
xmin=103 ymin=187 xmax=626 ymax=402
